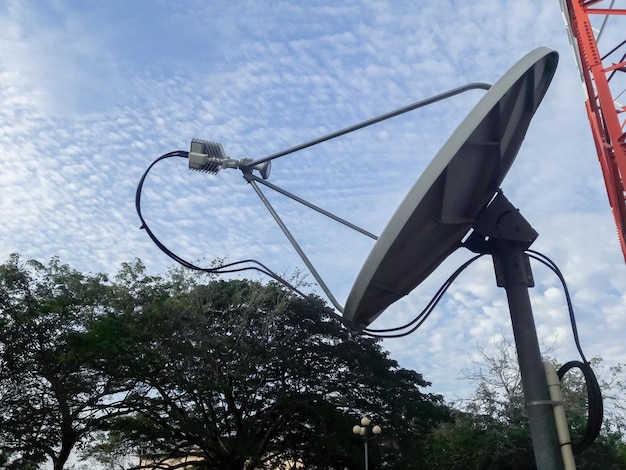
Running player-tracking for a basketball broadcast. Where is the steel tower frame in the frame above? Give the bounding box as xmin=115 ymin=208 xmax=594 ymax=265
xmin=561 ymin=0 xmax=626 ymax=261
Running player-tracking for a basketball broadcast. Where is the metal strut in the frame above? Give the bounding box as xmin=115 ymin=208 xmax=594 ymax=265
xmin=244 ymin=173 xmax=345 ymax=313
xmin=238 ymin=83 xmax=491 ymax=311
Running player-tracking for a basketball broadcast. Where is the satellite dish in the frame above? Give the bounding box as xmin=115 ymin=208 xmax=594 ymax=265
xmin=344 ymin=47 xmax=559 ymax=327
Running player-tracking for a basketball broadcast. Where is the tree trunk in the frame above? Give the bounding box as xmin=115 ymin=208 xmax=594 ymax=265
xmin=227 ymin=455 xmax=246 ymax=470
xmin=53 ymin=434 xmax=75 ymax=470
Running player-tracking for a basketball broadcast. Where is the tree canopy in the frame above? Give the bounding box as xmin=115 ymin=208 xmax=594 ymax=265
xmin=0 ymin=255 xmax=447 ymax=469
xmin=0 ymin=254 xmax=134 ymax=470
xmin=2 ymin=254 xmax=625 ymax=469
xmin=91 ymin=274 xmax=447 ymax=469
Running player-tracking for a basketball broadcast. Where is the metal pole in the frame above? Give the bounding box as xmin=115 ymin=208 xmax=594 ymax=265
xmin=249 ymin=83 xmax=491 ymax=166
xmin=364 ymin=439 xmax=369 ymax=470
xmin=493 ymin=240 xmax=564 ymax=470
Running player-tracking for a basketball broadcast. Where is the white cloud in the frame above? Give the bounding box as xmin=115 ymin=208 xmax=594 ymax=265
xmin=0 ymin=0 xmax=624 ymax=405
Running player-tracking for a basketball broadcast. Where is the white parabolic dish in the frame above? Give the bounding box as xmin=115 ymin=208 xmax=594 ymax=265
xmin=343 ymin=47 xmax=559 ymax=327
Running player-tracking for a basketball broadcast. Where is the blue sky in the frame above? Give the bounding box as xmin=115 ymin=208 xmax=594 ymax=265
xmin=1 ymin=0 xmax=625 ymax=407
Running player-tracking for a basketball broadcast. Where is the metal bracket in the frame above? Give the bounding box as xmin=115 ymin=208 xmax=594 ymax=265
xmin=464 ymin=191 xmax=538 ymax=287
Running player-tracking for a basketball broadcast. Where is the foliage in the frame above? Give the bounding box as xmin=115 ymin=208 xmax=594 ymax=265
xmin=0 ymin=254 xmax=142 ymax=470
xmin=4 ymin=253 xmax=626 ymax=470
xmin=91 ymin=275 xmax=447 ymax=469
xmin=423 ymin=337 xmax=626 ymax=469
xmin=0 ymin=254 xmax=446 ymax=469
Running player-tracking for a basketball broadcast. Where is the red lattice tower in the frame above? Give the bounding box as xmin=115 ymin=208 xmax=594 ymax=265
xmin=561 ymin=0 xmax=626 ymax=261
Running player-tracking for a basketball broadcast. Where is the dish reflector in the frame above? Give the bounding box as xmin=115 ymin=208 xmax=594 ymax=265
xmin=344 ymin=47 xmax=558 ymax=327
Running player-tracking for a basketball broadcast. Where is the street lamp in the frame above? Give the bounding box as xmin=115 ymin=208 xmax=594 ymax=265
xmin=352 ymin=417 xmax=381 ymax=470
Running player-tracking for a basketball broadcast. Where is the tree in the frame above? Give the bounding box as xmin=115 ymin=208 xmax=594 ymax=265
xmin=0 ymin=255 xmax=448 ymax=469
xmin=423 ymin=337 xmax=626 ymax=469
xmin=91 ymin=276 xmax=447 ymax=469
xmin=0 ymin=255 xmax=143 ymax=470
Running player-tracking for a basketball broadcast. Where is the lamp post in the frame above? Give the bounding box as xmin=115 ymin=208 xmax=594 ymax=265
xmin=352 ymin=417 xmax=381 ymax=470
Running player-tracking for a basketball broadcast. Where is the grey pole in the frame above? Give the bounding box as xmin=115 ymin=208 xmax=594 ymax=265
xmin=465 ymin=192 xmax=564 ymax=470
xmin=364 ymin=439 xmax=369 ymax=470
xmin=493 ymin=239 xmax=564 ymax=470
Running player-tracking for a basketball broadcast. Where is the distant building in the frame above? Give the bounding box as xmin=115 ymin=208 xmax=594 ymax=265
xmin=139 ymin=451 xmax=303 ymax=469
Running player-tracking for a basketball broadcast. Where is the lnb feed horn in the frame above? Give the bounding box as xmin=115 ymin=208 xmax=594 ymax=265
xmin=188 ymin=139 xmax=235 ymax=174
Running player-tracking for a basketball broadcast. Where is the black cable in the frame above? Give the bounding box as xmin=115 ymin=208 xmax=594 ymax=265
xmin=136 ymin=151 xmax=605 ymax=458
xmin=557 ymin=360 xmax=603 ymax=454
xmin=359 ymin=254 xmax=485 ymax=338
xmin=526 ymin=250 xmax=586 ymax=362
xmin=527 ymin=249 xmax=603 ymax=454
xmin=135 ymin=151 xmax=307 ymax=297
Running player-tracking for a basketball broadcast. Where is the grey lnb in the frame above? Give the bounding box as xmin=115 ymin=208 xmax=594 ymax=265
xmin=189 ymin=139 xmax=227 ymax=174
